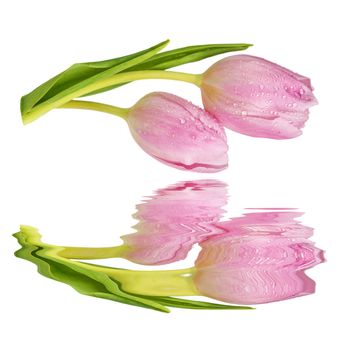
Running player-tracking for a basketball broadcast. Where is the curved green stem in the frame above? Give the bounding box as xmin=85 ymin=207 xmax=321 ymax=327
xmin=90 ymin=264 xmax=199 ymax=296
xmin=22 ymin=70 xmax=202 ymax=124
xmin=58 ymin=244 xmax=131 ymax=259
xmin=58 ymin=246 xmax=198 ymax=296
xmin=59 ymin=100 xmax=129 ymax=119
xmin=58 ymin=245 xmax=199 ymax=296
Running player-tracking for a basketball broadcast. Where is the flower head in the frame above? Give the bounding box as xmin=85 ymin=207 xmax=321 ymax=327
xmin=120 ymin=180 xmax=227 ymax=265
xmin=127 ymin=92 xmax=228 ymax=172
xmin=201 ymin=55 xmax=318 ymax=139
xmin=194 ymin=212 xmax=324 ymax=304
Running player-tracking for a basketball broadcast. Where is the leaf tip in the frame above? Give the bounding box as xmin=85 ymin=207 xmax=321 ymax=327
xmin=160 ymin=39 xmax=170 ymax=49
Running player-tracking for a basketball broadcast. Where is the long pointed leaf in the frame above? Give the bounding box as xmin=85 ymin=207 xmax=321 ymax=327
xmin=21 ymin=40 xmax=169 ymax=118
xmin=13 ymin=229 xmax=169 ymax=312
xmin=145 ymin=296 xmax=254 ymax=310
xmin=83 ymin=43 xmax=252 ymax=96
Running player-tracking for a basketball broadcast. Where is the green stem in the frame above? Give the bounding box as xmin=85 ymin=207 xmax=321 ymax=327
xmin=56 ymin=244 xmax=198 ymax=296
xmin=58 ymin=245 xmax=199 ymax=296
xmin=58 ymin=244 xmax=130 ymax=259
xmin=92 ymin=265 xmax=199 ymax=296
xmin=22 ymin=70 xmax=202 ymax=124
xmin=59 ymin=100 xmax=129 ymax=119
xmin=56 ymin=243 xmax=198 ymax=296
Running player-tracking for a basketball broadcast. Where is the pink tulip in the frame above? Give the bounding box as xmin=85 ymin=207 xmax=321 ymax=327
xmin=201 ymin=55 xmax=318 ymax=139
xmin=126 ymin=92 xmax=228 ymax=172
xmin=214 ymin=211 xmax=314 ymax=238
xmin=194 ymin=211 xmax=324 ymax=304
xmin=120 ymin=180 xmax=227 ymax=265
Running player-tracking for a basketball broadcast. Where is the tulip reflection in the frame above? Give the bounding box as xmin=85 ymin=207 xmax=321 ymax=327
xmin=18 ymin=182 xmax=325 ymax=308
xmin=194 ymin=212 xmax=325 ymax=304
xmin=121 ymin=179 xmax=227 ymax=264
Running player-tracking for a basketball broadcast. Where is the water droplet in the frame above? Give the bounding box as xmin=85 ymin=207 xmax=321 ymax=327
xmin=179 ymin=118 xmax=186 ymax=124
xmin=241 ymin=111 xmax=248 ymax=116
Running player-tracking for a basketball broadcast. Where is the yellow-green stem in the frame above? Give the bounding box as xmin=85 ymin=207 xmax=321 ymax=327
xmin=59 ymin=246 xmax=199 ymax=296
xmin=22 ymin=70 xmax=202 ymax=124
xmin=58 ymin=244 xmax=131 ymax=259
xmin=59 ymin=100 xmax=129 ymax=119
xmin=93 ymin=265 xmax=199 ymax=296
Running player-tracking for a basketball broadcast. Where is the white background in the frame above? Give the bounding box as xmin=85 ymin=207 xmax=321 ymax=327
xmin=0 ymin=0 xmax=351 ymax=349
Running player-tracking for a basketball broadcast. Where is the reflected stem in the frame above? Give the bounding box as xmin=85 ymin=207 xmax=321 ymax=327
xmin=58 ymin=244 xmax=130 ymax=259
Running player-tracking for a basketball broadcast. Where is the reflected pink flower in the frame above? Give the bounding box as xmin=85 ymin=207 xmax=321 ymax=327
xmin=120 ymin=180 xmax=227 ymax=265
xmin=194 ymin=212 xmax=324 ymax=304
xmin=127 ymin=92 xmax=228 ymax=172
xmin=201 ymin=55 xmax=318 ymax=139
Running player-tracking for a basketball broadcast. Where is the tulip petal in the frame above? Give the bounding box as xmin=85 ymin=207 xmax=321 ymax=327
xmin=127 ymin=92 xmax=228 ymax=172
xmin=195 ymin=211 xmax=324 ymax=304
xmin=201 ymin=55 xmax=318 ymax=139
xmin=121 ymin=180 xmax=227 ymax=265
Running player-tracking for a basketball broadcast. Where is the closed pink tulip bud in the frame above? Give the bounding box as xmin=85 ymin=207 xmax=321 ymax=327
xmin=194 ymin=212 xmax=324 ymax=304
xmin=201 ymin=55 xmax=318 ymax=139
xmin=127 ymin=92 xmax=228 ymax=172
xmin=121 ymin=180 xmax=227 ymax=265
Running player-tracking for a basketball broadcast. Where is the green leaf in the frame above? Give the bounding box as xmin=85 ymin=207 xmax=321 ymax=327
xmin=83 ymin=42 xmax=252 ymax=96
xmin=21 ymin=40 xmax=169 ymax=121
xmin=13 ymin=229 xmax=169 ymax=312
xmin=134 ymin=42 xmax=252 ymax=70
xmin=146 ymin=296 xmax=254 ymax=310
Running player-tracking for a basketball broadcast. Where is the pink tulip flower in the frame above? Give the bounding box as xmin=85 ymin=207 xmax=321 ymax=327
xmin=201 ymin=55 xmax=318 ymax=139
xmin=194 ymin=211 xmax=324 ymax=304
xmin=120 ymin=180 xmax=227 ymax=265
xmin=127 ymin=92 xmax=228 ymax=172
